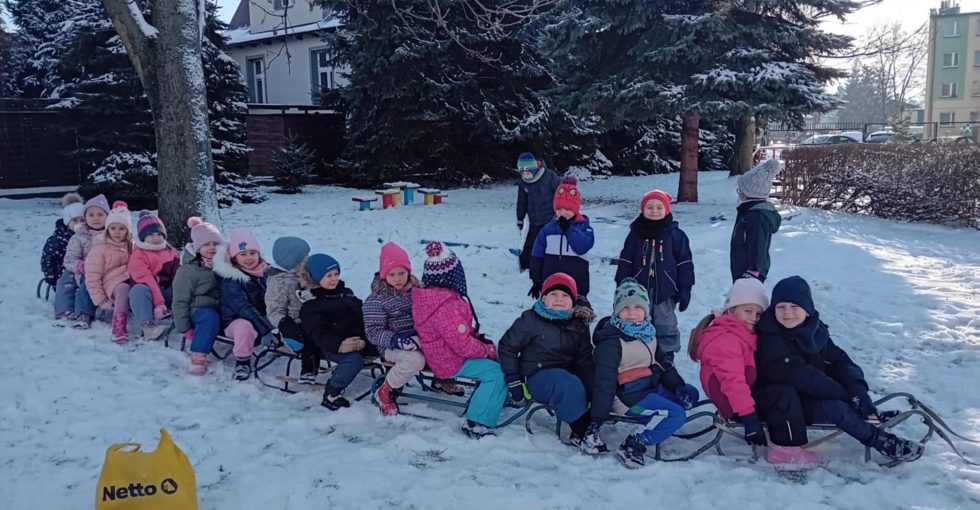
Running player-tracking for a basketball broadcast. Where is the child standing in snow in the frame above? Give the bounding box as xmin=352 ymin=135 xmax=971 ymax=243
xmin=213 ymin=228 xmax=275 ymax=381
xmin=84 ymin=201 xmax=134 ymax=344
xmin=172 ymin=217 xmax=223 ymax=376
xmin=300 ymin=254 xmax=378 ymax=411
xmin=128 ymin=211 xmax=180 ymax=341
xmin=529 ymin=177 xmax=595 ymax=299
xmin=753 ymin=276 xmax=923 ymax=464
xmin=615 ymin=190 xmax=694 ymax=355
xmin=591 ymin=277 xmax=699 ymax=468
xmin=516 ymin=152 xmax=560 ymax=273
xmin=498 ymin=273 xmax=598 ymax=450
xmin=412 ymin=242 xmax=506 ymax=438
xmin=730 ymin=159 xmax=781 ymax=283
xmin=62 ymin=194 xmax=110 ymax=329
xmin=266 ymin=236 xmax=320 ymax=384
xmin=44 ymin=192 xmax=85 ymax=319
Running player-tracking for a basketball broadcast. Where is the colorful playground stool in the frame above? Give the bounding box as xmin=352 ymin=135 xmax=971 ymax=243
xmin=374 ymin=189 xmax=399 ymax=209
xmin=418 ymin=188 xmax=446 ymax=205
xmin=352 ymin=197 xmax=378 ymax=211
xmin=383 ymin=182 xmax=421 ymax=205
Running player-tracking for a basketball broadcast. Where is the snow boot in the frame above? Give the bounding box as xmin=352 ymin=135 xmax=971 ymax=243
xmin=765 ymin=445 xmax=821 ymax=466
xmin=461 ymin=420 xmax=496 ymax=439
xmin=54 ymin=311 xmax=76 ymax=326
xmin=321 ymin=384 xmax=351 ymax=411
xmin=432 ymin=379 xmax=466 ymax=397
xmin=571 ymin=421 xmax=608 ymax=455
xmin=375 ymin=380 xmax=399 ymax=416
xmin=298 ymin=372 xmax=317 ymax=385
xmin=72 ymin=313 xmax=92 ymax=330
xmin=233 ymin=359 xmax=251 ymax=381
xmin=141 ymin=320 xmax=171 ymax=341
xmin=617 ymin=434 xmax=647 ymax=469
xmin=873 ymin=430 xmax=924 ymax=462
xmin=111 ymin=314 xmax=129 ymax=344
xmin=189 ymin=353 xmax=208 ymax=376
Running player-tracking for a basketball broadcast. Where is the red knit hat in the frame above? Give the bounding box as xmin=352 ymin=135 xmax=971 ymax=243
xmin=553 ymin=177 xmax=582 ymax=217
xmin=640 ymin=189 xmax=672 ymax=215
xmin=542 ymin=272 xmax=577 ymax=299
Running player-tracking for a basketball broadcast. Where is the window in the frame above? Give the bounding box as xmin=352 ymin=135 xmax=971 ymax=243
xmin=976 ymin=19 xmax=980 ymax=35
xmin=310 ymin=49 xmax=335 ymax=101
xmin=943 ymin=52 xmax=960 ymax=67
xmin=974 ymin=80 xmax=980 ymax=96
xmin=940 ymin=112 xmax=956 ymax=125
xmin=944 ymin=20 xmax=960 ymax=37
xmin=975 ymin=50 xmax=980 ymax=66
xmin=273 ymin=0 xmax=294 ymax=10
xmin=970 ymin=112 xmax=980 ymax=123
xmin=246 ymin=57 xmax=266 ymax=104
xmin=941 ymin=82 xmax=958 ymax=98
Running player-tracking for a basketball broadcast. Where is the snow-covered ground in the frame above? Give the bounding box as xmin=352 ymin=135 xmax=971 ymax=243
xmin=1 ymin=172 xmax=978 ymax=509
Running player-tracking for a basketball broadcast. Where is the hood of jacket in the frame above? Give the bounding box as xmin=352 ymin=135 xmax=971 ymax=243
xmin=412 ymin=287 xmax=459 ymax=326
xmin=212 ymin=244 xmax=267 ymax=283
xmin=697 ymin=314 xmax=757 ymax=357
xmin=743 ymin=201 xmax=782 ymax=233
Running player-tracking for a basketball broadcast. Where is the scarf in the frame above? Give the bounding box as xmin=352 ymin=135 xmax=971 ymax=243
xmin=199 ymin=256 xmax=213 ymax=269
xmin=522 ymin=167 xmax=545 ymax=184
xmin=610 ymin=316 xmax=657 ymax=344
xmin=533 ymin=299 xmax=572 ymax=321
xmin=788 ymin=312 xmax=829 ymax=354
xmin=629 ymin=213 xmax=673 ymax=239
xmin=240 ymin=260 xmax=268 ymax=278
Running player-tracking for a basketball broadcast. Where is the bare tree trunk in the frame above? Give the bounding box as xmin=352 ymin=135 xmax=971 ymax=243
xmin=102 ymin=0 xmax=218 ymax=245
xmin=677 ymin=113 xmax=700 ymax=203
xmin=730 ymin=113 xmax=756 ymax=176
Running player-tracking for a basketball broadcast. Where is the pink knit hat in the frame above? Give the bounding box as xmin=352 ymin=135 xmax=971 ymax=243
xmin=228 ymin=228 xmax=261 ymax=258
xmin=187 ymin=216 xmax=222 ymax=251
xmin=105 ymin=201 xmax=132 ymax=233
xmin=721 ymin=278 xmax=769 ymax=312
xmin=379 ymin=242 xmax=411 ymax=278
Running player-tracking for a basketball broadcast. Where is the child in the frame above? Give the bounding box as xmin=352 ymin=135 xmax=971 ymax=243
xmin=44 ymin=192 xmax=85 ymax=319
xmin=615 ymin=189 xmax=694 ymax=355
xmin=687 ymin=278 xmax=769 ymax=451
xmin=515 ymin=152 xmax=560 ymax=272
xmin=62 ymin=194 xmax=110 ymax=329
xmin=498 ymin=273 xmax=598 ymax=450
xmin=213 ymin=228 xmax=275 ymax=381
xmin=300 ymin=254 xmax=378 ymax=411
xmin=412 ymin=242 xmax=505 ymax=438
xmin=730 ymin=159 xmax=781 ymax=283
xmin=128 ymin=211 xmax=180 ymax=340
xmin=529 ymin=177 xmax=595 ymax=298
xmin=266 ymin=236 xmax=319 ymax=383
xmin=85 ymin=201 xmax=133 ymax=344
xmin=172 ymin=217 xmax=223 ymax=376
xmin=754 ymin=276 xmax=923 ymax=464
xmin=591 ymin=277 xmax=699 ymax=468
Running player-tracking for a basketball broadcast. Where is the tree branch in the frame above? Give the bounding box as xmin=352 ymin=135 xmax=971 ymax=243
xmin=101 ymin=0 xmax=157 ymax=84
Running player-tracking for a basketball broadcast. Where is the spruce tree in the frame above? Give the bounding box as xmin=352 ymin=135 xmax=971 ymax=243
xmin=5 ymin=0 xmax=67 ymax=97
xmin=272 ymin=134 xmax=315 ymax=194
xmin=0 ymin=4 xmax=17 ymax=97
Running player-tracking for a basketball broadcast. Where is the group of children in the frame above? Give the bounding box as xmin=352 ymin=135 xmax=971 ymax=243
xmin=37 ymin=158 xmax=922 ymax=468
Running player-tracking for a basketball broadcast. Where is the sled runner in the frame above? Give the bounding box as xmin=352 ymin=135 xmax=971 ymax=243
xmin=252 ymin=342 xmax=384 ymax=398
xmin=36 ymin=278 xmax=52 ymax=301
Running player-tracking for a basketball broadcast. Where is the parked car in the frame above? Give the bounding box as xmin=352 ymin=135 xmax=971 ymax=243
xmin=865 ymin=131 xmax=896 ymax=144
xmin=799 ymin=134 xmax=859 ymax=145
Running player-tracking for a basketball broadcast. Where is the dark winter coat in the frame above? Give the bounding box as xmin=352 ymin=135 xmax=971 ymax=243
xmin=362 ymin=277 xmax=417 ymax=354
xmin=212 ymin=252 xmax=274 ymax=337
xmin=171 ymin=246 xmax=221 ymax=334
xmin=730 ymin=200 xmax=781 ymax=282
xmin=591 ymin=318 xmax=685 ymax=419
xmin=754 ymin=310 xmax=868 ymax=403
xmin=299 ymin=282 xmax=378 ymax=357
xmin=517 ymin=168 xmax=561 ymax=226
xmin=530 ymin=216 xmax=595 ymax=296
xmin=41 ymin=219 xmax=74 ymax=285
xmin=615 ymin=218 xmax=694 ymax=304
xmin=497 ymin=308 xmax=594 ymax=389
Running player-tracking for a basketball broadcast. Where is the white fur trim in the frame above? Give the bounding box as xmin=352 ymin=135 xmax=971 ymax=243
xmin=211 ymin=244 xmax=250 ymax=282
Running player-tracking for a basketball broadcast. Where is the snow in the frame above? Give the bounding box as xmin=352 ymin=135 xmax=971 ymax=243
xmin=126 ymin=0 xmax=159 ymax=39
xmin=224 ymin=17 xmax=343 ymax=46
xmin=2 ymin=173 xmax=979 ymax=509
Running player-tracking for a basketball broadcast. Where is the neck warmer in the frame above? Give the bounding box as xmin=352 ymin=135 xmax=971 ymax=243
xmin=533 ymin=299 xmax=572 ymax=321
xmin=630 ymin=213 xmax=673 ymax=239
xmin=610 ymin=316 xmax=657 ymax=344
xmin=522 ymin=167 xmax=545 ymax=184
xmin=789 ymin=312 xmax=829 ymax=354
xmin=239 ymin=260 xmax=268 ymax=278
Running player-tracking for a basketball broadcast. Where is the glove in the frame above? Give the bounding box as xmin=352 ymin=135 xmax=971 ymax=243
xmin=875 ymin=409 xmax=901 ymax=423
xmin=506 ymin=374 xmax=526 ymax=403
xmin=739 ymin=412 xmax=767 ymax=446
xmin=517 ymin=220 xmax=524 ymax=230
xmin=851 ymin=393 xmax=877 ymax=419
xmin=741 ymin=270 xmax=760 ymax=280
xmin=677 ymin=288 xmax=691 ymax=312
xmin=98 ymin=300 xmax=113 ymax=311
xmin=674 ymin=387 xmax=695 ymax=410
xmin=392 ymin=330 xmax=419 ymax=351
xmin=182 ymin=329 xmax=194 ymax=340
xmin=528 ymin=281 xmax=542 ymax=298
xmin=339 ymin=337 xmax=366 ymax=353
xmin=153 ymin=305 xmax=171 ymax=320
xmin=76 ymin=261 xmax=85 ymax=274
xmin=556 ymin=216 xmax=570 ymax=232
xmin=263 ymin=329 xmax=282 ymax=348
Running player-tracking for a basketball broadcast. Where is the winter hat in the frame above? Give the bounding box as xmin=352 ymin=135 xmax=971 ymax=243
xmin=517 ymin=152 xmax=545 ymax=183
xmin=61 ymin=192 xmax=85 ymax=225
xmin=422 ymin=241 xmax=467 ymax=296
xmin=306 ymin=253 xmax=340 ymax=283
xmin=613 ymin=277 xmax=651 ymax=317
xmin=136 ymin=210 xmax=166 ymax=242
xmin=771 ymin=276 xmax=816 ymax=316
xmin=272 ymin=236 xmax=310 ymax=270
xmin=640 ymin=189 xmax=672 ymax=215
xmin=105 ymin=201 xmax=132 ymax=233
xmin=553 ymin=176 xmax=582 ymax=216
xmin=722 ymin=278 xmax=769 ymax=311
xmin=541 ymin=272 xmax=577 ymax=300
xmin=228 ymin=228 xmax=261 ymax=258
xmin=738 ymin=159 xmax=781 ymax=200
xmin=187 ymin=217 xmax=223 ymax=252
xmin=379 ymin=242 xmax=412 ymax=278
xmin=83 ymin=194 xmax=111 ymax=216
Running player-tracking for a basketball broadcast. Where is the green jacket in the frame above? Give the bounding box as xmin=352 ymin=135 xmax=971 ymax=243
xmin=172 ymin=244 xmax=221 ymax=333
xmin=730 ymin=201 xmax=781 ymax=282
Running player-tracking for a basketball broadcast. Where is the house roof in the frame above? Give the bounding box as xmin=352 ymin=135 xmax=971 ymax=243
xmin=226 ymin=17 xmax=341 ymax=46
xmin=228 ymin=0 xmax=249 ymax=30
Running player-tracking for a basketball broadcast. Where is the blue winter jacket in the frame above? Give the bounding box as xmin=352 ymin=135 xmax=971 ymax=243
xmin=213 ymin=254 xmax=274 ymax=337
xmin=614 ymin=220 xmax=694 ymax=304
xmin=41 ymin=219 xmax=74 ymax=285
xmin=517 ymin=168 xmax=561 ymax=226
xmin=530 ymin=216 xmax=595 ymax=296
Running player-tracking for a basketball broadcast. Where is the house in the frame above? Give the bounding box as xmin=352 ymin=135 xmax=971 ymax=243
xmin=924 ymin=1 xmax=980 ymax=139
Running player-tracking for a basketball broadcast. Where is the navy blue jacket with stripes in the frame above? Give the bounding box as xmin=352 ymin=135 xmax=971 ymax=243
xmin=614 ymin=221 xmax=694 ymax=305
xmin=530 ymin=216 xmax=595 ymax=297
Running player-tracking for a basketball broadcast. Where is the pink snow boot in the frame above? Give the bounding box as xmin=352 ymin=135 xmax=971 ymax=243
xmin=189 ymin=353 xmax=208 ymax=376
xmin=766 ymin=445 xmax=821 ymax=466
xmin=111 ymin=314 xmax=129 ymax=344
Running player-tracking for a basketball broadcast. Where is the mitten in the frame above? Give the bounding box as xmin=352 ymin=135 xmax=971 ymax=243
xmin=182 ymin=329 xmax=194 ymax=340
xmin=76 ymin=261 xmax=85 ymax=274
xmin=98 ymin=300 xmax=113 ymax=311
xmin=739 ymin=412 xmax=767 ymax=446
xmin=393 ymin=330 xmax=419 ymax=351
xmin=517 ymin=220 xmax=524 ymax=230
xmin=851 ymin=393 xmax=877 ymax=418
xmin=677 ymin=288 xmax=691 ymax=312
xmin=556 ymin=216 xmax=571 ymax=232
xmin=506 ymin=374 xmax=527 ymax=403
xmin=528 ymin=281 xmax=542 ymax=298
xmin=153 ymin=305 xmax=170 ymax=320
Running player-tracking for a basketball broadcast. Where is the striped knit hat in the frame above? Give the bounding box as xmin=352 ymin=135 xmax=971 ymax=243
xmin=422 ymin=241 xmax=467 ymax=296
xmin=136 ymin=210 xmax=166 ymax=241
xmin=517 ymin=152 xmax=545 ymax=183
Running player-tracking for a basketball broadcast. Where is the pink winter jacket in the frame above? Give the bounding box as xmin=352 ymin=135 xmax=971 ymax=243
xmin=412 ymin=287 xmax=497 ymax=379
xmin=128 ymin=242 xmax=180 ymax=307
xmin=85 ymin=234 xmax=132 ymax=307
xmin=697 ymin=314 xmax=758 ymax=419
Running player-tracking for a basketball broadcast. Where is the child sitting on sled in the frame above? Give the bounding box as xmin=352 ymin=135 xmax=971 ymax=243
xmin=128 ymin=211 xmax=180 ymax=340
xmin=173 ymin=217 xmax=223 ymax=376
xmin=61 ymin=194 xmax=110 ymax=329
xmin=43 ymin=192 xmax=84 ymax=319
xmin=265 ymin=236 xmax=320 ymax=383
xmin=84 ymin=201 xmax=134 ymax=344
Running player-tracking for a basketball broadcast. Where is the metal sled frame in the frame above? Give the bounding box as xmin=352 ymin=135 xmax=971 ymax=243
xmin=37 ymin=278 xmax=53 ymax=301
xmin=252 ymin=344 xmax=384 ymax=400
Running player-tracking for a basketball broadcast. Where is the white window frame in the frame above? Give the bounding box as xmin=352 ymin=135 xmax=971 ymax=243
xmin=975 ymin=50 xmax=980 ymax=67
xmin=939 ymin=112 xmax=956 ymax=125
xmin=273 ymin=0 xmax=294 ymax=11
xmin=941 ymin=82 xmax=958 ymax=98
xmin=312 ymin=49 xmax=335 ymax=91
xmin=973 ymin=80 xmax=980 ymax=97
xmin=944 ymin=20 xmax=960 ymax=37
xmin=942 ymin=52 xmax=960 ymax=68
xmin=247 ymin=57 xmax=267 ymax=104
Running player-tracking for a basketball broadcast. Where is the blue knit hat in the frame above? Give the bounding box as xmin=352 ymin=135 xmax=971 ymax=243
xmin=422 ymin=241 xmax=467 ymax=296
xmin=771 ymin=276 xmax=816 ymax=315
xmin=272 ymin=236 xmax=310 ymax=270
xmin=306 ymin=253 xmax=340 ymax=283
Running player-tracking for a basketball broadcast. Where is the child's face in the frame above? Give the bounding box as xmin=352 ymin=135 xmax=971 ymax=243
xmin=107 ymin=223 xmax=128 ymax=242
xmin=385 ymin=267 xmax=409 ymax=290
xmin=727 ymin=303 xmax=764 ymax=328
xmin=234 ymin=249 xmax=261 ymax=270
xmin=543 ymin=290 xmax=573 ymax=310
xmin=617 ymin=304 xmax=646 ymax=322
xmin=198 ymin=242 xmax=219 ymax=259
xmin=85 ymin=208 xmax=106 ymax=230
xmin=143 ymin=232 xmax=166 ymax=246
xmin=642 ymin=200 xmax=667 ymax=220
xmin=67 ymin=217 xmax=83 ymax=231
xmin=555 ymin=208 xmax=575 ymax=220
xmin=320 ymin=269 xmax=341 ymax=290
xmin=775 ymin=302 xmax=808 ymax=329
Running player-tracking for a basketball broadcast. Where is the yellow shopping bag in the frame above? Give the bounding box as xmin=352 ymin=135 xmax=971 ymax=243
xmin=95 ymin=428 xmax=198 ymax=510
